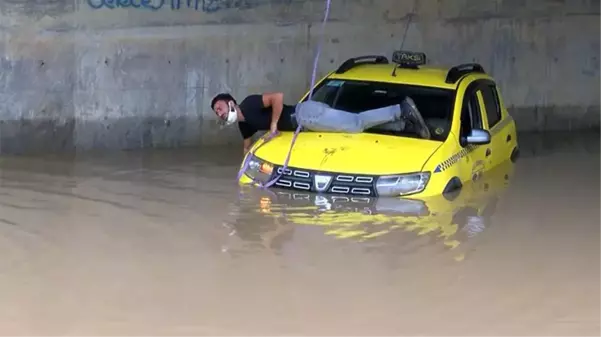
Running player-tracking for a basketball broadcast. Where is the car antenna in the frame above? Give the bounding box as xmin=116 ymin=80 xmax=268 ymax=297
xmin=392 ymin=0 xmax=416 ymax=77
xmin=392 ymin=63 xmax=400 ymax=77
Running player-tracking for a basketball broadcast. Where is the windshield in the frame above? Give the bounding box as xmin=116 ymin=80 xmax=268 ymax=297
xmin=304 ymin=79 xmax=456 ymax=141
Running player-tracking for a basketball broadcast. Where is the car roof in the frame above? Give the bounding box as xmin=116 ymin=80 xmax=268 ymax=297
xmin=326 ymin=63 xmax=485 ymax=90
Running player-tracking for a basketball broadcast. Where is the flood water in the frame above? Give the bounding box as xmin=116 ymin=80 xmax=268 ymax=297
xmin=0 ymin=130 xmax=599 ymax=336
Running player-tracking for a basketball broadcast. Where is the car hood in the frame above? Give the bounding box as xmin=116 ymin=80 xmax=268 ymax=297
xmin=253 ymin=132 xmax=442 ymax=175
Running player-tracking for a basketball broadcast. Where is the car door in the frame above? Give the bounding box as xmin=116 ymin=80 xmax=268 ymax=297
xmin=478 ymin=81 xmax=515 ymax=168
xmin=457 ymin=83 xmax=492 ymax=183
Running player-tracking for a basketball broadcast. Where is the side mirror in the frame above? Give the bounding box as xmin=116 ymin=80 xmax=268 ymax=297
xmin=465 ymin=128 xmax=491 ymax=145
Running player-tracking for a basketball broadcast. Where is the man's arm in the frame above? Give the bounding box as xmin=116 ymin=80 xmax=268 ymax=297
xmin=262 ymin=92 xmax=285 ymax=132
xmin=239 ymin=122 xmax=257 ymax=155
xmin=243 ymin=137 xmax=252 ymax=155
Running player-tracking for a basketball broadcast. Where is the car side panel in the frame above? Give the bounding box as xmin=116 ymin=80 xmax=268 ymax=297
xmin=493 ymin=86 xmax=519 ymax=163
xmin=478 ymin=82 xmax=518 ymax=168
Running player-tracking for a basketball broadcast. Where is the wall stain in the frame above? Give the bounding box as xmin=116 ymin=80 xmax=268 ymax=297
xmin=0 ymin=0 xmax=74 ymax=17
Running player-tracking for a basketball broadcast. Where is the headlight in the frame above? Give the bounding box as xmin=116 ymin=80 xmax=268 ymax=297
xmin=244 ymin=154 xmax=275 ymax=184
xmin=376 ymin=172 xmax=430 ymax=197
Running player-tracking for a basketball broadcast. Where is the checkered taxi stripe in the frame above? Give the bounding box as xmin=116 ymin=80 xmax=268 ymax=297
xmin=434 ymin=144 xmax=477 ymax=173
xmin=432 ymin=115 xmax=514 ymax=173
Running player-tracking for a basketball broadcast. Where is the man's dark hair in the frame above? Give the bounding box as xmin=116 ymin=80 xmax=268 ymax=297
xmin=211 ymin=93 xmax=237 ymax=110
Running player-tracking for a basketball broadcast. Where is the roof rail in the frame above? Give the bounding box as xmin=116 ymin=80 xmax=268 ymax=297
xmin=445 ymin=63 xmax=486 ymax=84
xmin=335 ymin=55 xmax=389 ymax=74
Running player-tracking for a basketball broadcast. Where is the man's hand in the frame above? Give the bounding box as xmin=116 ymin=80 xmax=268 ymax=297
xmin=269 ymin=122 xmax=278 ymax=135
xmin=243 ymin=138 xmax=252 ymax=155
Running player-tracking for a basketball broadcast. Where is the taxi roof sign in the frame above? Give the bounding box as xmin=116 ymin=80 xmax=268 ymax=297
xmin=392 ymin=50 xmax=427 ymax=67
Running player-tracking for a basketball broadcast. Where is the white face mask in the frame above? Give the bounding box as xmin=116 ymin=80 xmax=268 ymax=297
xmin=224 ymin=101 xmax=238 ymax=125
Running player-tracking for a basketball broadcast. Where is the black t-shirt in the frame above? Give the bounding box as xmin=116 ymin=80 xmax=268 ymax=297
xmin=237 ymin=94 xmax=296 ymax=139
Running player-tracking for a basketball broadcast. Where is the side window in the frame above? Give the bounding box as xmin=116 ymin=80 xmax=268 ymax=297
xmin=480 ymin=84 xmax=502 ymax=128
xmin=460 ymin=91 xmax=483 ymax=139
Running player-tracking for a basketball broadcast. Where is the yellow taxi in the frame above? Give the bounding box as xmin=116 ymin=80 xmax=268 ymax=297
xmin=239 ymin=50 xmax=520 ymax=199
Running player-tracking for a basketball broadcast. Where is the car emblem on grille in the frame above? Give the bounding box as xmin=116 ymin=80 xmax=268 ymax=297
xmin=314 ymin=174 xmax=332 ymax=192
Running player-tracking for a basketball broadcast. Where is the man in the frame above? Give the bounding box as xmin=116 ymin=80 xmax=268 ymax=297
xmin=211 ymin=92 xmax=297 ymax=154
xmin=210 ymin=92 xmax=430 ymax=154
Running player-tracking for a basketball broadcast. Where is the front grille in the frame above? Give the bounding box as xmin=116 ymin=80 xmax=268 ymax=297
xmin=271 ymin=165 xmax=377 ymax=196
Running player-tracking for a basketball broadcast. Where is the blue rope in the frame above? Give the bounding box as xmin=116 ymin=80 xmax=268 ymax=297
xmin=237 ymin=0 xmax=332 ymax=189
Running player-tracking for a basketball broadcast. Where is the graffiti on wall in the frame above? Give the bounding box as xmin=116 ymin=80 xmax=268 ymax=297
xmin=86 ymin=0 xmax=282 ymax=13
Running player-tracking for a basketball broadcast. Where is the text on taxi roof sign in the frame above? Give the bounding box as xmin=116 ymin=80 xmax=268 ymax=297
xmin=392 ymin=50 xmax=427 ymax=66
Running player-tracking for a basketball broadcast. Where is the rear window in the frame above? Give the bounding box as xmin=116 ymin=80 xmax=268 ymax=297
xmin=304 ymin=79 xmax=456 ymax=141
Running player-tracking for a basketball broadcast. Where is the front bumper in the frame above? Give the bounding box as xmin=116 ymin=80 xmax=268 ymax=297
xmin=239 ymin=152 xmax=431 ymax=197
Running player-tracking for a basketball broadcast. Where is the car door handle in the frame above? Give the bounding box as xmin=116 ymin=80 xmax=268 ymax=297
xmin=486 ymin=148 xmax=491 ymax=157
xmin=506 ymin=134 xmax=511 ymax=142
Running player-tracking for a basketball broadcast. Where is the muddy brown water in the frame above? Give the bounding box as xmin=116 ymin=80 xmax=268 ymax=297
xmin=0 ymin=131 xmax=599 ymax=336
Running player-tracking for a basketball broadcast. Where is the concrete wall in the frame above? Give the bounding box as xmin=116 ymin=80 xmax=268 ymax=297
xmin=0 ymin=0 xmax=599 ymax=154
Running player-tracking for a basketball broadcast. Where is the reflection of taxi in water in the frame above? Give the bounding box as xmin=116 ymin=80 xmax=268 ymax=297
xmin=239 ymin=50 xmax=519 ymax=199
xmin=240 ymin=158 xmax=515 ymax=260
